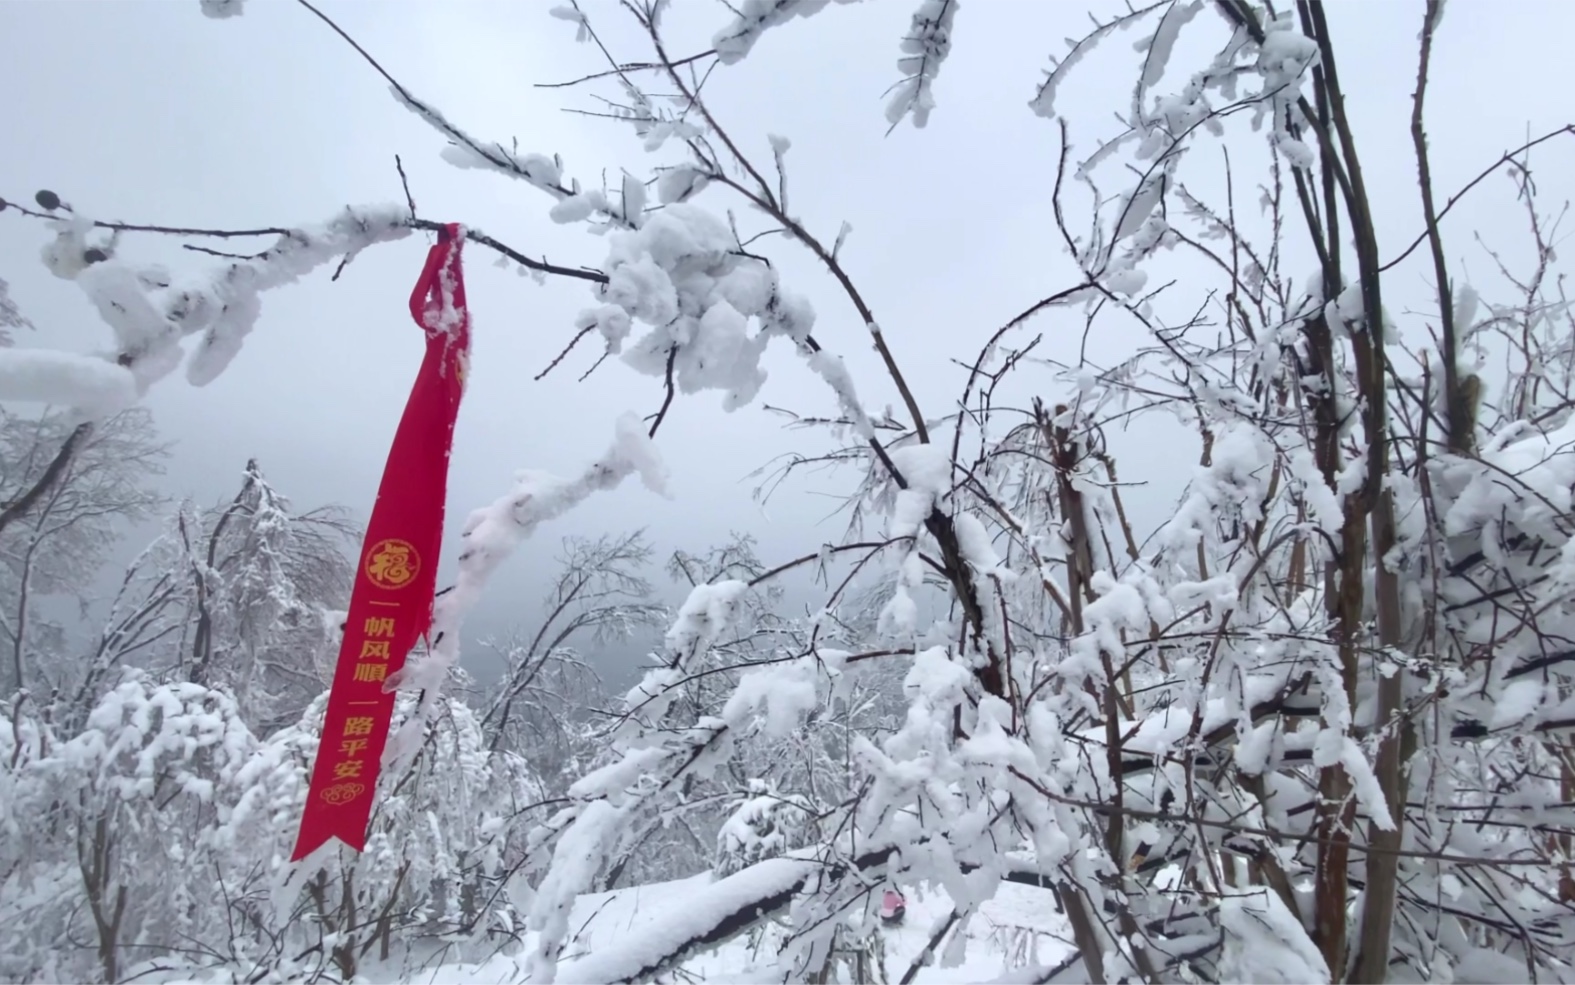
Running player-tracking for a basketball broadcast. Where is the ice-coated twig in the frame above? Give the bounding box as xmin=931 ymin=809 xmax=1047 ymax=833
xmin=710 ymin=0 xmax=866 ymax=65
xmin=883 ymin=0 xmax=961 ymax=132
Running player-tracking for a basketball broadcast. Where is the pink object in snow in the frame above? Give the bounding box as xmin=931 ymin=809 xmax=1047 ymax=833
xmin=880 ymin=890 xmax=905 ymax=919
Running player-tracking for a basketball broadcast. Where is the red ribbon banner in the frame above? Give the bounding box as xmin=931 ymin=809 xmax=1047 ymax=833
xmin=291 ymin=224 xmax=471 ymax=861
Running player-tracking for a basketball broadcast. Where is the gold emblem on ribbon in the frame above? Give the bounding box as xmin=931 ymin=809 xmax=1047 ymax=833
xmin=364 ymin=539 xmax=419 ymax=590
xmin=321 ymin=782 xmax=365 ymax=806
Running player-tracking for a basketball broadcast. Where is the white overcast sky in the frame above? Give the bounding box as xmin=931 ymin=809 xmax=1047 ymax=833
xmin=3 ymin=0 xmax=1573 ymax=676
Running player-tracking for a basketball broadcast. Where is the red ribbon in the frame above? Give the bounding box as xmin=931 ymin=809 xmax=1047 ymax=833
xmin=291 ymin=224 xmax=470 ymax=861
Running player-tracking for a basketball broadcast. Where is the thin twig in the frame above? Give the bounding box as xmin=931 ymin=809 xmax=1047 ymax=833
xmin=535 ymin=50 xmax=718 ymax=90
xmin=647 ymin=344 xmax=678 ymax=438
xmin=1381 ymin=124 xmax=1575 ymax=272
xmin=395 ymin=154 xmax=418 ymax=218
xmin=536 ymin=326 xmax=597 ymax=381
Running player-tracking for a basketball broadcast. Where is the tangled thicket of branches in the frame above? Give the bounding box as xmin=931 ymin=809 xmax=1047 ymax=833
xmin=6 ymin=0 xmax=1575 ymax=982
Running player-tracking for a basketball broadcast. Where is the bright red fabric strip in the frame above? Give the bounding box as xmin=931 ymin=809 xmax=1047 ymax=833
xmin=291 ymin=224 xmax=470 ymax=861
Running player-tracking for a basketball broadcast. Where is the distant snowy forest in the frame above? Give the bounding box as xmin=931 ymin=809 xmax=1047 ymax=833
xmin=5 ymin=0 xmax=1575 ymax=982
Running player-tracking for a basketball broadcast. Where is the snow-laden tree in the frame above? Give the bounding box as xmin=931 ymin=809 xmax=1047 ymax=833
xmin=176 ymin=460 xmax=358 ymax=733
xmin=61 ymin=459 xmax=357 ymax=734
xmin=1 ymin=673 xmax=548 ymax=984
xmin=480 ymin=531 xmax=662 ymax=784
xmin=576 ymin=533 xmax=904 ymax=893
xmin=5 ymin=1 xmax=1575 ymax=982
xmin=1 ymin=673 xmax=258 ymax=984
xmin=0 ymin=407 xmax=164 ymax=696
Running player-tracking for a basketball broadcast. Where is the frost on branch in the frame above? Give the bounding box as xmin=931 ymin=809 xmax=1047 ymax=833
xmin=1133 ymin=0 xmax=1204 ymax=118
xmin=1029 ymin=3 xmax=1160 ymax=120
xmin=803 ymin=347 xmax=876 ymax=440
xmin=376 ymin=69 xmax=592 ymax=212
xmin=712 ymin=0 xmax=865 ymax=65
xmin=885 ymin=0 xmax=960 ymax=130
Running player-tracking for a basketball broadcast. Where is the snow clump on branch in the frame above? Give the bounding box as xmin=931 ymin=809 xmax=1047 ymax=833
xmin=15 ymin=204 xmax=410 ymax=417
xmin=584 ymin=202 xmax=816 ymax=412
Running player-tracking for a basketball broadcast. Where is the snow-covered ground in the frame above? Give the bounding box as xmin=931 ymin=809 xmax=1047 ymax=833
xmin=413 ymin=872 xmax=1073 ymax=984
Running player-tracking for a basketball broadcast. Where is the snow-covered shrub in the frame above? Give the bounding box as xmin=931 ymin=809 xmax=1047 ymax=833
xmin=1 ymin=672 xmax=545 ymax=984
xmin=1 ymin=673 xmax=258 ymax=984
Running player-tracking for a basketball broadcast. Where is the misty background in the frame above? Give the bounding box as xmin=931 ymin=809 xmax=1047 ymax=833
xmin=3 ymin=0 xmax=1571 ymax=686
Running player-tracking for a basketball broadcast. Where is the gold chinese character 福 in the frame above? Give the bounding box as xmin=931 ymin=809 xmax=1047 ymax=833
xmin=364 ymin=539 xmax=419 ymax=590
